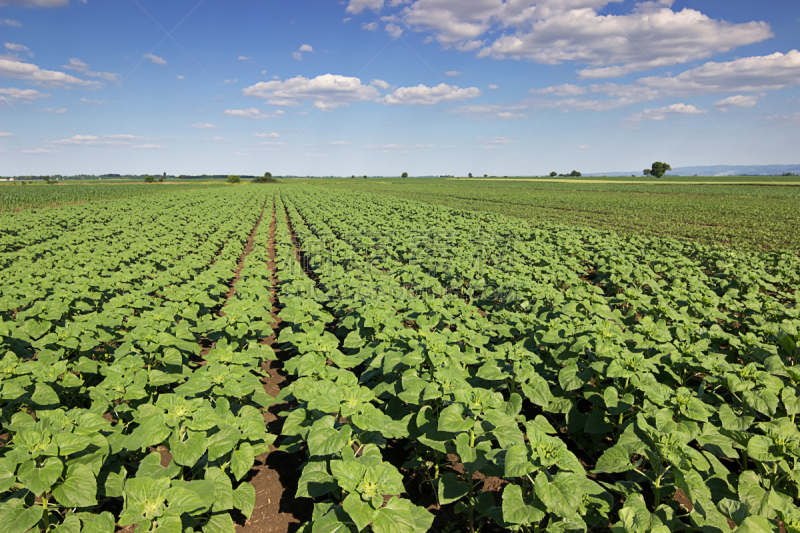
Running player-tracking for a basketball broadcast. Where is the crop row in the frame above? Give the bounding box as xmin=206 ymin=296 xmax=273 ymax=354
xmin=271 ymin=186 xmax=800 ymax=532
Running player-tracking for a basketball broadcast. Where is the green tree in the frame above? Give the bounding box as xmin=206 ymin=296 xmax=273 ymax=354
xmin=468 ymin=172 xmax=473 ymax=178
xmin=570 ymin=170 xmax=581 ymax=177
xmin=549 ymin=171 xmax=557 ymax=177
xmin=264 ymin=172 xmax=272 ymax=178
xmin=648 ymin=162 xmax=671 ymax=178
xmin=643 ymin=168 xmax=651 ymax=176
xmin=227 ymin=175 xmax=241 ymax=184
xmin=144 ymin=175 xmax=155 ymax=183
xmin=401 ymin=172 xmax=408 ymax=178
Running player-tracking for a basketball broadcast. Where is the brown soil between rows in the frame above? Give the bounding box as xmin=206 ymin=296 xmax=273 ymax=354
xmin=236 ymin=197 xmax=312 ymax=533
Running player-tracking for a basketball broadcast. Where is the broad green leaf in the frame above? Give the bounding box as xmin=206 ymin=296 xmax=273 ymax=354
xmin=0 ymin=498 xmax=44 ymax=533
xmin=343 ymin=493 xmax=377 ymax=531
xmin=233 ymin=482 xmax=256 ymax=519
xmin=230 ymin=442 xmax=255 ymax=482
xmin=52 ymin=464 xmax=97 ymax=507
xmin=502 ymin=483 xmax=545 ymax=525
xmin=17 ymin=457 xmax=63 ymax=496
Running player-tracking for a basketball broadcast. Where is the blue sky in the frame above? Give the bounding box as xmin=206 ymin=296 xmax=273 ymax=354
xmin=1 ymin=0 xmax=798 ymax=176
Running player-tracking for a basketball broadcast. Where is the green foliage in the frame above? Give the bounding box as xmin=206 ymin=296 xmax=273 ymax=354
xmin=649 ymin=161 xmax=672 ymax=178
xmin=252 ymin=173 xmax=277 ymax=183
xmin=144 ymin=175 xmax=156 ymax=183
xmin=226 ymin=175 xmax=241 ymax=184
xmin=550 ymin=171 xmax=557 ymax=177
xmin=401 ymin=172 xmax=408 ymax=178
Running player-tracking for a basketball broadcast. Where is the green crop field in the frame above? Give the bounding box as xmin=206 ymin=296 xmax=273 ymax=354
xmin=313 ymin=177 xmax=800 ymax=253
xmin=1 ymin=182 xmax=799 ymax=533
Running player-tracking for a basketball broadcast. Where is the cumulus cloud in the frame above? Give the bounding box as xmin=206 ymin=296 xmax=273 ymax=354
xmin=223 ymin=108 xmax=285 ymax=119
xmin=487 ymin=84 xmax=498 ymax=89
xmin=255 ymin=132 xmax=280 ymax=138
xmin=0 ymin=87 xmax=51 ymax=102
xmin=330 ymin=141 xmax=352 ymax=145
xmin=373 ymin=1 xmax=772 ymax=79
xmin=0 ymin=132 xmax=16 ymax=137
xmin=38 ymin=107 xmax=66 ymax=113
xmin=449 ymin=101 xmax=527 ymax=119
xmin=238 ymin=55 xmax=251 ymax=60
xmin=1 ymin=19 xmax=23 ymax=26
xmin=133 ymin=144 xmax=163 ymax=149
xmin=362 ymin=22 xmax=378 ymax=31
xmin=190 ymin=123 xmax=220 ymax=129
xmin=370 ymin=78 xmax=391 ymax=89
xmin=713 ymin=94 xmax=759 ymax=112
xmin=380 ymin=83 xmax=481 ymax=105
xmin=623 ymin=103 xmax=704 ymax=127
xmin=143 ymin=53 xmax=166 ymax=65
xmin=5 ymin=42 xmax=32 ymax=57
xmin=577 ymin=144 xmax=590 ymax=149
xmin=639 ymin=50 xmax=800 ymax=94
xmin=243 ymin=74 xmax=380 ymax=108
xmin=444 ymin=70 xmax=461 ymax=76
xmin=80 ymin=97 xmax=110 ymax=105
xmin=223 ymin=79 xmax=238 ymax=84
xmin=177 ymin=75 xmax=185 ymax=79
xmin=385 ymin=22 xmax=403 ymax=38
xmin=292 ymin=52 xmax=303 ymax=61
xmin=62 ymin=58 xmax=119 ymax=81
xmin=533 ymin=84 xmax=587 ymax=96
xmin=0 ymin=58 xmax=101 ymax=88
xmin=346 ymin=0 xmax=382 ymax=14
xmin=59 ymin=134 xmax=145 ymax=146
xmin=299 ymin=44 xmax=314 ymax=52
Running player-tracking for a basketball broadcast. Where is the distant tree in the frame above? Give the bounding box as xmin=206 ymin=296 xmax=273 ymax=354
xmin=484 ymin=174 xmax=488 ymax=178
xmin=264 ymin=172 xmax=272 ymax=178
xmin=649 ymin=162 xmax=671 ymax=178
xmin=252 ymin=173 xmax=277 ymax=183
xmin=227 ymin=175 xmax=241 ymax=184
xmin=468 ymin=172 xmax=473 ymax=178
xmin=401 ymin=172 xmax=408 ymax=178
xmin=570 ymin=170 xmax=582 ymax=177
xmin=643 ymin=169 xmax=651 ymax=176
xmin=363 ymin=175 xmax=367 ymax=179
xmin=549 ymin=171 xmax=557 ymax=177
xmin=144 ymin=175 xmax=155 ymax=183
xmin=163 ymin=172 xmax=167 ymax=179
xmin=351 ymin=175 xmax=355 ymax=178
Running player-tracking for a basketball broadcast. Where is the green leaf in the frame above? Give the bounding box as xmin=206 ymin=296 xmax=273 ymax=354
xmin=372 ymin=497 xmax=434 ymax=533
xmin=535 ymin=472 xmax=583 ymax=520
xmin=17 ymin=457 xmax=63 ymax=496
xmin=206 ymin=467 xmax=233 ymax=513
xmin=79 ymin=511 xmax=115 ymax=533
xmin=52 ymin=464 xmax=97 ymax=507
xmin=307 ymin=417 xmax=350 ymax=457
xmin=738 ymin=471 xmax=775 ymax=519
xmin=436 ymin=473 xmax=468 ymax=505
xmin=230 ymin=442 xmax=255 ymax=482
xmin=437 ymin=403 xmax=475 ymax=433
xmin=169 ymin=432 xmax=207 ymax=467
xmin=207 ymin=425 xmax=242 ymax=461
xmin=204 ymin=512 xmax=236 ymax=533
xmin=52 ymin=514 xmax=81 ymax=533
xmin=505 ymin=444 xmax=534 ymax=478
xmin=593 ymin=445 xmax=634 ymax=474
xmin=0 ymin=498 xmax=44 ymax=533
xmin=343 ymin=493 xmax=377 ymax=531
xmin=502 ymin=483 xmax=545 ymax=525
xmin=233 ymin=482 xmax=256 ymax=519
xmin=0 ymin=459 xmax=16 ymax=493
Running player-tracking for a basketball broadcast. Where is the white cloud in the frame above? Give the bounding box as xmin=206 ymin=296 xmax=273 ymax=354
xmin=1 ymin=19 xmax=23 ymax=26
xmin=449 ymin=102 xmax=527 ymax=119
xmin=385 ymin=22 xmax=403 ymax=38
xmin=488 ymin=136 xmax=515 ymax=144
xmin=191 ymin=123 xmax=220 ymax=129
xmin=444 ymin=70 xmax=462 ymax=76
xmin=0 ymin=87 xmax=50 ymax=101
xmin=623 ymin=102 xmax=704 ymax=126
xmin=0 ymin=58 xmax=101 ymax=88
xmin=766 ymin=112 xmax=800 ymax=125
xmin=255 ymin=132 xmax=280 ymax=138
xmin=223 ymin=79 xmax=238 ymax=84
xmin=238 ymin=55 xmax=251 ymax=60
xmin=346 ymin=0 xmax=382 ymax=14
xmin=243 ymin=74 xmax=380 ymax=109
xmin=343 ymin=17 xmax=352 ymax=23
xmin=380 ymin=83 xmax=481 ymax=105
xmin=177 ymin=75 xmax=185 ymax=80
xmin=0 ymin=132 xmax=16 ymax=137
xmin=386 ymin=2 xmax=771 ymax=79
xmin=80 ymin=97 xmax=110 ymax=105
xmin=331 ymin=141 xmax=352 ymax=145
xmin=0 ymin=0 xmax=69 ymax=6
xmin=299 ymin=44 xmax=314 ymax=53
xmin=62 ymin=58 xmax=118 ymax=81
xmin=22 ymin=148 xmax=51 ymax=153
xmin=533 ymin=84 xmax=587 ymax=96
xmin=4 ymin=42 xmax=32 ymax=56
xmin=143 ymin=53 xmax=166 ymax=65
xmin=362 ymin=22 xmax=379 ymax=31
xmin=38 ymin=107 xmax=66 ymax=113
xmin=292 ymin=51 xmax=303 ymax=61
xmin=639 ymin=50 xmax=800 ymax=94
xmin=488 ymin=84 xmax=498 ymax=90
xmin=496 ymin=111 xmax=525 ymax=119
xmin=713 ymin=94 xmax=759 ymax=112
xmin=59 ymin=134 xmax=144 ymax=146
xmin=370 ymin=78 xmax=391 ymax=89
xmin=223 ymin=108 xmax=285 ymax=119
xmin=133 ymin=144 xmax=163 ymax=149
xmin=577 ymin=144 xmax=590 ymax=149
xmin=272 ymin=75 xmax=280 ymax=79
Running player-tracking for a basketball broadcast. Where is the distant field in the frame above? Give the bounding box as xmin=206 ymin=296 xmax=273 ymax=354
xmin=313 ymin=176 xmax=800 ymax=252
